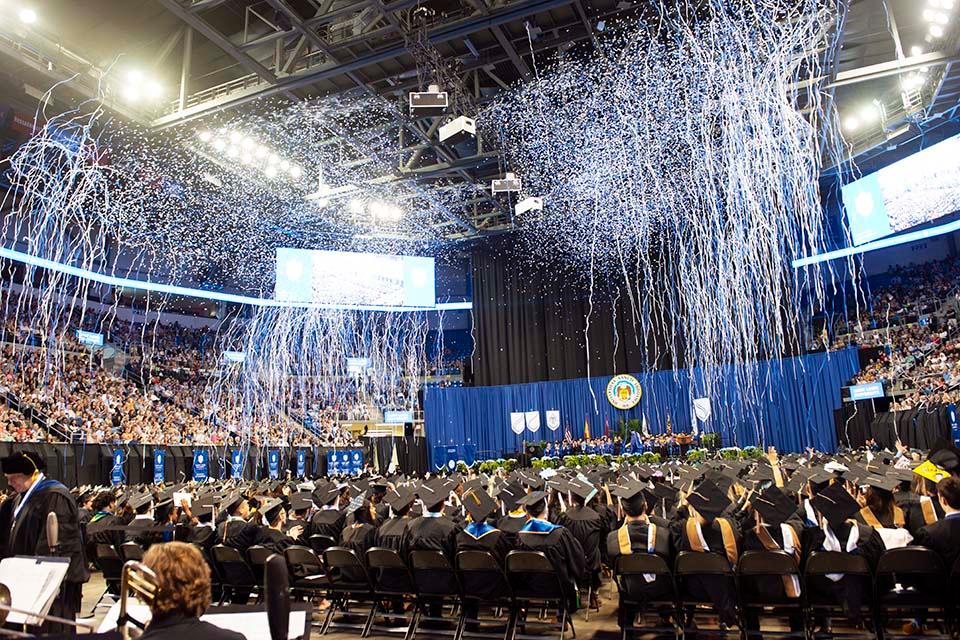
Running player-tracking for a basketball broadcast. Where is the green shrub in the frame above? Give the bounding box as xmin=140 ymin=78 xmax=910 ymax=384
xmin=686 ymin=448 xmax=707 ymax=464
xmin=740 ymin=446 xmax=764 ymax=460
xmin=719 ymin=448 xmax=741 ymax=461
xmin=701 ymin=433 xmax=721 ymax=449
xmin=640 ymin=452 xmax=661 ymax=463
xmin=503 ymin=458 xmax=519 ymax=472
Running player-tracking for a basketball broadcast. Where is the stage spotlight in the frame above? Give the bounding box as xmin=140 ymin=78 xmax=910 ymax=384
xmin=438 ymin=116 xmax=476 ymax=144
xmin=929 ymin=24 xmax=945 ymax=37
xmin=370 ymin=200 xmax=402 ymax=221
xmin=901 ymin=74 xmax=923 ymax=90
xmin=145 ymin=82 xmax=162 ymax=98
xmin=860 ymin=104 xmax=879 ymax=124
xmin=409 ymin=84 xmax=448 ymax=116
xmin=844 ymin=115 xmax=860 ymax=131
xmin=122 ymin=87 xmax=140 ymax=103
xmin=911 ymin=45 xmax=924 ymax=56
xmin=492 ymin=172 xmax=522 ymax=193
xmin=18 ymin=7 xmax=37 ymax=24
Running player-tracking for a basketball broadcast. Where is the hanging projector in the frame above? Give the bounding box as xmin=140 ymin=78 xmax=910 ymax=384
xmin=409 ymin=84 xmax=448 ymax=116
xmin=491 ymin=172 xmax=522 ymax=194
xmin=438 ymin=116 xmax=475 ymax=145
xmin=515 ymin=196 xmax=543 ymax=216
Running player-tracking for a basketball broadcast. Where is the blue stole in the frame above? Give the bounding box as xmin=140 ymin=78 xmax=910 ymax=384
xmin=464 ymin=521 xmax=497 ymax=539
xmin=520 ymin=518 xmax=561 ymax=534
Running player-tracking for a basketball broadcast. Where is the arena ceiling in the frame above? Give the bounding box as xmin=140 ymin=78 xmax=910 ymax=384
xmin=0 ymin=0 xmax=958 ymax=240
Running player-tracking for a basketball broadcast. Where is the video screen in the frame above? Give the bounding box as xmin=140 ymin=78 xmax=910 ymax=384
xmin=274 ymin=248 xmax=436 ymax=307
xmin=843 ymin=132 xmax=960 ymax=246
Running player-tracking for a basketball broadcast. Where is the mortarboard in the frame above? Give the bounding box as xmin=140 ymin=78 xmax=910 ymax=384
xmin=861 ymin=471 xmax=900 ymax=493
xmin=686 ymin=479 xmax=729 ymax=520
xmin=384 ymin=486 xmax=416 ymax=511
xmin=261 ymin=498 xmax=285 ymax=523
xmin=753 ymin=487 xmax=797 ymax=526
xmin=494 ymin=483 xmax=525 ymax=511
xmin=288 ymin=492 xmax=314 ymax=511
xmin=463 ymin=488 xmax=498 ymax=522
xmin=517 ymin=491 xmax=548 ymax=507
xmin=129 ymin=492 xmax=154 ymax=511
xmin=811 ymin=482 xmax=859 ymax=528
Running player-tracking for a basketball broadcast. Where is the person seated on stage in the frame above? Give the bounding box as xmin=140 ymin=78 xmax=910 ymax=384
xmin=309 ymin=481 xmax=346 ymax=540
xmin=674 ymin=478 xmax=740 ymax=627
xmin=215 ymin=492 xmax=258 ymax=548
xmin=340 ymin=498 xmax=379 ymax=558
xmin=606 ymin=480 xmax=673 ymax=629
xmin=495 ymin=482 xmax=528 ymax=547
xmin=742 ymin=487 xmax=805 ymax=633
xmin=556 ymin=477 xmax=607 ymax=610
xmin=139 ymin=542 xmax=244 ymax=640
xmin=516 ymin=490 xmax=586 ymax=612
xmin=913 ymin=475 xmax=960 ymax=570
xmin=806 ymin=482 xmax=885 ymax=627
xmin=253 ymin=498 xmax=303 ymax=554
xmin=377 ymin=486 xmax=416 ymax=554
xmin=456 ymin=486 xmax=510 ymax=561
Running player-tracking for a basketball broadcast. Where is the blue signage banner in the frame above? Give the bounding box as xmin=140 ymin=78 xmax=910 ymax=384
xmin=949 ymin=403 xmax=959 ymax=447
xmin=193 ymin=449 xmax=209 ymax=482
xmin=463 ymin=443 xmax=477 ymax=467
xmin=152 ymin=449 xmax=165 ymax=485
xmin=349 ymin=449 xmax=363 ymax=475
xmin=849 ymin=381 xmax=885 ymax=401
xmin=230 ymin=450 xmax=244 ymax=479
xmin=111 ymin=449 xmax=125 ymax=486
xmin=268 ymin=450 xmax=280 ymax=479
xmin=445 ymin=445 xmax=458 ymax=472
xmin=296 ymin=450 xmax=306 ymax=478
xmin=326 ymin=449 xmax=363 ymax=476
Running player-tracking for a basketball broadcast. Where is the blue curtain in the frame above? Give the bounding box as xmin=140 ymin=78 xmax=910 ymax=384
xmin=424 ymin=347 xmax=860 ymax=462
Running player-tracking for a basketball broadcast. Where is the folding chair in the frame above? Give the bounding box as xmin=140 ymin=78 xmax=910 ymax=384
xmin=309 ymin=534 xmax=338 ymax=555
xmin=612 ymin=554 xmax=679 ymax=640
xmin=874 ymin=547 xmax=949 ymax=640
xmin=321 ymin=546 xmax=376 ymax=636
xmin=505 ymin=550 xmax=575 ymax=640
xmin=737 ymin=550 xmax=805 ymax=640
xmin=284 ymin=545 xmax=328 ymax=601
xmin=247 ymin=544 xmax=272 ymax=596
xmin=212 ymin=544 xmax=258 ymax=605
xmin=409 ymin=550 xmax=464 ymax=640
xmin=673 ymin=551 xmax=739 ymax=638
xmin=119 ymin=541 xmax=144 ymax=562
xmin=90 ymin=544 xmax=123 ymax=612
xmin=457 ymin=550 xmax=514 ymax=640
xmin=804 ymin=551 xmax=876 ymax=640
xmin=367 ymin=547 xmax=417 ymax=638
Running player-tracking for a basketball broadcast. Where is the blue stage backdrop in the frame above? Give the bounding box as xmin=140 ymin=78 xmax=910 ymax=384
xmin=424 ymin=347 xmax=860 ymax=463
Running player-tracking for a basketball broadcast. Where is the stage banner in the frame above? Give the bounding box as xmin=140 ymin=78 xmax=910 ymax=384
xmin=545 ymin=410 xmax=561 ymax=431
xmin=110 ymin=449 xmax=125 ymax=486
xmin=510 ymin=412 xmax=525 ymax=435
xmin=463 ymin=442 xmax=477 ymax=466
xmin=152 ymin=449 xmax=165 ymax=485
xmin=268 ymin=450 xmax=280 ymax=479
xmin=444 ymin=445 xmax=458 ymax=471
xmin=950 ymin=403 xmax=959 ymax=447
xmin=349 ymin=449 xmax=364 ymax=475
xmin=525 ymin=410 xmax=541 ymax=433
xmin=432 ymin=445 xmax=446 ymax=471
xmin=230 ymin=450 xmax=244 ymax=479
xmin=296 ymin=449 xmax=306 ymax=478
xmin=193 ymin=449 xmax=209 ymax=482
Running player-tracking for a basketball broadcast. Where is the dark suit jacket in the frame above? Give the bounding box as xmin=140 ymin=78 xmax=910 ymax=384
xmin=141 ymin=613 xmax=245 ymax=640
xmin=915 ymin=513 xmax=960 ymax=571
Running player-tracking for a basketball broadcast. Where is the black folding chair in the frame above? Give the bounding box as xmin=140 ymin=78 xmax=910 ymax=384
xmin=309 ymin=534 xmax=338 ymax=555
xmin=456 ymin=550 xmax=514 ymax=640
xmin=673 ymin=551 xmax=739 ymax=638
xmin=612 ymin=554 xmax=679 ymax=640
xmin=409 ymin=550 xmax=464 ymax=640
xmin=212 ymin=544 xmax=258 ymax=605
xmin=284 ymin=545 xmax=328 ymax=601
xmin=119 ymin=541 xmax=144 ymax=562
xmin=367 ymin=547 xmax=417 ymax=639
xmin=90 ymin=544 xmax=123 ymax=612
xmin=505 ymin=550 xmax=575 ymax=640
xmin=804 ymin=551 xmax=876 ymax=640
xmin=247 ymin=544 xmax=272 ymax=596
xmin=321 ymin=546 xmax=376 ymax=636
xmin=874 ymin=547 xmax=949 ymax=640
xmin=737 ymin=550 xmax=805 ymax=640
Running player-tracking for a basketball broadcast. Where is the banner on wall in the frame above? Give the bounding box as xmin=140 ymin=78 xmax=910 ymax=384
xmin=546 ymin=410 xmax=560 ymax=431
xmin=327 ymin=449 xmax=364 ymax=476
xmin=950 ymin=403 xmax=959 ymax=447
xmin=525 ymin=411 xmax=540 ymax=433
xmin=110 ymin=450 xmax=125 ymax=486
xmin=152 ymin=450 xmax=165 ymax=485
xmin=268 ymin=450 xmax=280 ymax=479
xmin=296 ymin=450 xmax=306 ymax=477
xmin=230 ymin=450 xmax=244 ymax=479
xmin=510 ymin=412 xmax=525 ymax=435
xmin=193 ymin=450 xmax=208 ymax=482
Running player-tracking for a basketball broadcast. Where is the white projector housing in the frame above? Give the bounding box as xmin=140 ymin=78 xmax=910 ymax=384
xmin=515 ymin=196 xmax=543 ymax=216
xmin=409 ymin=84 xmax=448 ymax=116
xmin=438 ymin=116 xmax=476 ymax=144
xmin=492 ymin=172 xmax=522 ymax=194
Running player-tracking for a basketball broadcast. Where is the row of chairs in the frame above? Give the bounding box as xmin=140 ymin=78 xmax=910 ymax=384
xmin=612 ymin=547 xmax=960 ymax=640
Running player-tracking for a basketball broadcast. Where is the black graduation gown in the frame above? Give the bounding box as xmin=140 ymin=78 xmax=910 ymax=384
xmin=904 ymin=497 xmax=946 ymax=537
xmin=217 ymin=518 xmax=260 ymax=550
xmin=340 ymin=523 xmax=377 ymax=560
xmin=557 ymin=505 xmax=606 ymax=587
xmin=252 ymin=527 xmax=298 ymax=554
xmin=140 ymin=613 xmax=245 ymax=640
xmin=673 ymin=517 xmax=741 ymax=625
xmin=456 ymin=524 xmax=511 ymax=564
xmin=516 ymin=521 xmax=586 ymax=611
xmin=605 ymin=519 xmax=673 ymax=620
xmin=0 ymin=478 xmax=90 ymax=633
xmin=457 ymin=524 xmax=511 ymax=603
xmin=914 ymin=515 xmax=960 ymax=576
xmin=804 ymin=521 xmax=884 ymax=623
xmin=741 ymin=521 xmax=803 ymax=602
xmin=407 ymin=515 xmax=461 ymax=595
xmin=496 ymin=513 xmax=528 ymax=548
xmin=126 ymin=516 xmax=161 ymax=547
xmin=376 ymin=516 xmax=412 ymax=556
xmin=86 ymin=512 xmax=125 ymax=562
xmin=310 ymin=508 xmax=346 ymax=540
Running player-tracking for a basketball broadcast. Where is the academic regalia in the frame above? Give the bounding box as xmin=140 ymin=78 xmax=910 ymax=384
xmin=340 ymin=522 xmax=377 ymax=559
xmin=516 ymin=519 xmax=586 ymax=611
xmin=914 ymin=513 xmax=960 ymax=572
xmin=86 ymin=511 xmax=125 ymax=561
xmin=605 ymin=519 xmax=672 ymax=626
xmin=557 ymin=505 xmax=606 ymax=589
xmin=905 ymin=496 xmax=945 ymax=537
xmin=252 ymin=527 xmax=297 ymax=554
xmin=497 ymin=511 xmax=528 ymax=548
xmin=140 ymin=612 xmax=245 ymax=640
xmin=217 ymin=517 xmax=260 ymax=550
xmin=407 ymin=514 xmax=460 ymax=557
xmin=456 ymin=521 xmax=510 ymax=563
xmin=376 ymin=516 xmax=412 ymax=556
xmin=674 ymin=516 xmax=741 ymax=626
xmin=310 ymin=508 xmax=346 ymax=540
xmin=0 ymin=475 xmax=90 ymax=633
xmin=126 ymin=515 xmax=160 ymax=546
xmin=804 ymin=521 xmax=884 ymax=623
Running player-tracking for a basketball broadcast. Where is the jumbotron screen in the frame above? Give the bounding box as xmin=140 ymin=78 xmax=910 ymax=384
xmin=842 ymin=132 xmax=960 ymax=246
xmin=274 ymin=248 xmax=435 ymax=307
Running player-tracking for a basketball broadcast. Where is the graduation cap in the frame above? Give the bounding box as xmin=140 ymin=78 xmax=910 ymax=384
xmin=192 ymin=503 xmax=215 ymax=521
xmin=220 ymin=493 xmax=245 ymax=514
xmin=811 ymin=482 xmax=859 ymax=528
xmin=261 ymin=499 xmax=285 ymax=523
xmin=419 ymin=478 xmax=453 ymax=510
xmin=154 ymin=499 xmax=175 ymax=522
xmin=517 ymin=472 xmax=544 ymax=490
xmin=889 ymin=467 xmax=916 ymax=484
xmin=686 ymin=479 xmax=729 ymax=520
xmin=494 ymin=483 xmax=525 ymax=512
xmin=930 ymin=445 xmax=960 ymax=474
xmin=753 ymin=487 xmax=797 ymax=526
xmin=0 ymin=451 xmax=45 ymax=475
xmin=861 ymin=471 xmax=900 ymax=493
xmin=463 ymin=478 xmax=485 ymax=493
xmin=346 ymin=492 xmax=368 ymax=515
xmin=384 ymin=486 xmax=416 ymax=511
xmin=517 ymin=491 xmax=548 ymax=509
xmin=463 ymin=488 xmax=498 ymax=522
xmin=288 ymin=492 xmax=314 ymax=512
xmin=129 ymin=492 xmax=154 ymax=511
xmin=313 ymin=483 xmax=341 ymax=506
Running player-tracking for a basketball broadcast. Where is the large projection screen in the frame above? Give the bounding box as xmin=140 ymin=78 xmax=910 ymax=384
xmin=274 ymin=248 xmax=436 ymax=307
